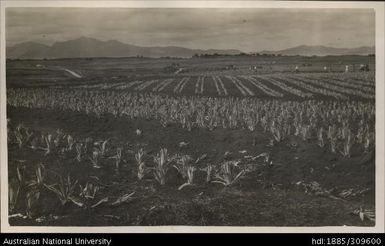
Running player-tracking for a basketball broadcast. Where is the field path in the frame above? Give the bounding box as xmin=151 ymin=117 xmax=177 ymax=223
xmin=62 ymin=68 xmax=82 ymax=78
xmin=50 ymin=66 xmax=83 ymax=78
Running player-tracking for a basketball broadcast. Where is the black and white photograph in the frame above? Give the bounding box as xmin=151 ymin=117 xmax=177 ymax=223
xmin=0 ymin=1 xmax=384 ymax=232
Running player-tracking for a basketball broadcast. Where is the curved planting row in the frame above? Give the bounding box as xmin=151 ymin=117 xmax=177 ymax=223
xmin=240 ymin=76 xmax=283 ymax=98
xmin=288 ymin=75 xmax=374 ymax=100
xmin=152 ymin=78 xmax=174 ymax=92
xmin=269 ymin=75 xmax=348 ymax=100
xmin=63 ymin=73 xmax=374 ymax=100
xmin=225 ymin=76 xmax=254 ymax=96
xmin=256 ymin=75 xmax=313 ymax=98
xmin=212 ymin=76 xmax=228 ymax=96
xmin=173 ymin=77 xmax=190 ymax=94
xmin=195 ymin=76 xmax=205 ymax=94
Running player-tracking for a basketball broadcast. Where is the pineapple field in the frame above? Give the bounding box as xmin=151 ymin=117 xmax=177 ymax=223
xmin=6 ymin=56 xmax=375 ymax=226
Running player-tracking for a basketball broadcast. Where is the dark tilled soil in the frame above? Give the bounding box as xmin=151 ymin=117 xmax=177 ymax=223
xmin=7 ymin=106 xmax=375 ymax=226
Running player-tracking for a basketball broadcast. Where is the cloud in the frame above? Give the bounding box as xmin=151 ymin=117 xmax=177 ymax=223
xmin=6 ymin=8 xmax=375 ymax=51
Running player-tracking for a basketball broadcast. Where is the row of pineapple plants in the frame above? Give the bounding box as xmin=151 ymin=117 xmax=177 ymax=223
xmin=65 ymin=72 xmax=374 ymax=100
xmin=212 ymin=76 xmax=228 ymax=96
xmin=287 ymin=75 xmax=374 ymax=99
xmin=173 ymin=77 xmax=190 ymax=94
xmin=301 ymin=74 xmax=374 ymax=94
xmin=194 ymin=76 xmax=205 ymax=94
xmin=241 ymin=76 xmax=284 ymax=97
xmin=259 ymin=76 xmax=313 ymax=98
xmin=7 ymin=89 xmax=374 ymax=157
xmin=264 ymin=75 xmax=348 ymax=99
xmin=312 ymin=72 xmax=375 ymax=87
xmin=226 ymin=76 xmax=254 ymax=96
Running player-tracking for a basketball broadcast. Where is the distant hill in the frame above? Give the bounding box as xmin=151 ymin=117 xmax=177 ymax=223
xmin=7 ymin=38 xmax=375 ymax=59
xmin=6 ymin=42 xmax=51 ymax=59
xmin=259 ymin=45 xmax=375 ymax=56
xmin=6 ymin=37 xmax=242 ymax=59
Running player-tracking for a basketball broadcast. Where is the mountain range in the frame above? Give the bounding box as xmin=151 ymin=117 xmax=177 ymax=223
xmin=6 ymin=37 xmax=375 ymax=59
xmin=259 ymin=45 xmax=375 ymax=56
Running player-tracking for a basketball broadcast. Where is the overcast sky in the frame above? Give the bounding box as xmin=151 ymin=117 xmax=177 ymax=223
xmin=6 ymin=8 xmax=375 ymax=52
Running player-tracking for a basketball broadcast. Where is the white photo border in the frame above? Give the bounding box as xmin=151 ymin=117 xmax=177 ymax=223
xmin=0 ymin=0 xmax=384 ymax=233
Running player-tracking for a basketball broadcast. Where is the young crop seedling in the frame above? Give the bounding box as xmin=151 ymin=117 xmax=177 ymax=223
xmin=318 ymin=127 xmax=325 ymax=148
xmin=153 ymin=148 xmax=172 ymax=185
xmin=25 ymin=188 xmax=40 ymax=219
xmin=16 ymin=161 xmax=26 ymax=185
xmin=75 ymin=143 xmax=83 ymax=162
xmin=353 ymin=207 xmax=375 ymax=222
xmin=270 ymin=122 xmax=283 ymax=143
xmin=14 ymin=124 xmax=33 ymax=149
xmin=301 ymin=125 xmax=311 ymax=141
xmin=93 ymin=139 xmax=109 ymax=157
xmin=54 ymin=129 xmax=65 ymax=148
xmin=26 ymin=163 xmax=45 ymax=189
xmin=178 ymin=165 xmax=196 ymax=190
xmin=79 ymin=182 xmax=99 ymax=200
xmin=9 ymin=181 xmax=20 ymax=214
xmin=340 ymin=131 xmax=353 ymax=158
xmin=329 ymin=133 xmax=337 ymax=154
xmin=14 ymin=127 xmax=23 ymax=148
xmin=44 ymin=175 xmax=84 ymax=207
xmin=43 ymin=134 xmax=54 ymax=156
xmin=89 ymin=149 xmax=102 ymax=169
xmin=10 ymin=163 xmax=43 ymax=218
xmin=135 ymin=148 xmax=146 ymax=180
xmin=67 ymin=135 xmax=74 ymax=151
xmin=212 ymin=161 xmax=246 ymax=187
xmin=173 ymin=155 xmax=193 ymax=179
xmin=205 ymin=164 xmax=214 ymax=183
xmin=84 ymin=137 xmax=93 ymax=153
xmin=364 ymin=132 xmax=373 ymax=154
xmin=99 ymin=140 xmax=109 ymax=156
xmin=22 ymin=164 xmax=45 ymax=218
xmin=18 ymin=163 xmax=44 ymax=218
xmin=110 ymin=147 xmax=123 ymax=173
